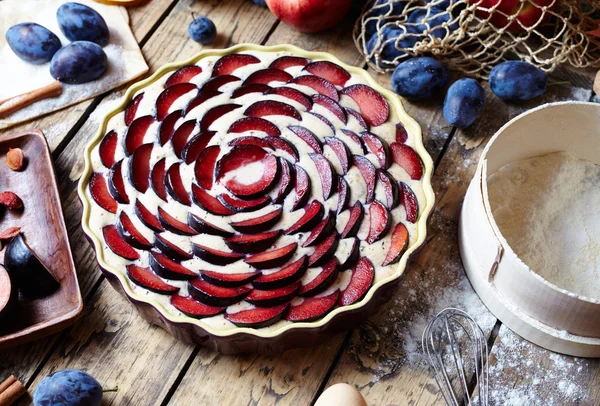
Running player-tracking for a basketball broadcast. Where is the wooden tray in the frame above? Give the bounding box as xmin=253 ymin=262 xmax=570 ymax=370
xmin=0 ymin=130 xmax=82 ymax=349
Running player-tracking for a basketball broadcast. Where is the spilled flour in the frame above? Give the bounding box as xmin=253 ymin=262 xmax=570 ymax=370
xmin=488 ymin=152 xmax=600 ymax=300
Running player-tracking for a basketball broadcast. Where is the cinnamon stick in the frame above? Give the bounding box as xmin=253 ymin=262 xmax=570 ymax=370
xmin=0 ymin=81 xmax=63 ymax=119
xmin=0 ymin=376 xmax=26 ymax=406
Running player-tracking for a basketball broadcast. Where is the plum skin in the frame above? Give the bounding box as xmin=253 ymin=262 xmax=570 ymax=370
xmin=33 ymin=369 xmax=103 ymax=406
xmin=366 ymin=25 xmax=419 ymax=69
xmin=443 ymin=78 xmax=485 ymax=129
xmin=188 ymin=16 xmax=217 ymax=44
xmin=489 ymin=61 xmax=547 ymax=101
xmin=363 ymin=0 xmax=408 ymax=39
xmin=391 ymin=57 xmax=449 ymax=100
xmin=57 ymin=2 xmax=110 ymax=46
xmin=407 ymin=6 xmax=458 ymax=38
xmin=50 ymin=41 xmax=108 ymax=84
xmin=5 ymin=23 xmax=62 ymax=64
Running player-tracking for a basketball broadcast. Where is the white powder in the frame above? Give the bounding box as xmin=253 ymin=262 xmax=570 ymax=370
xmin=488 ymin=152 xmax=600 ymax=300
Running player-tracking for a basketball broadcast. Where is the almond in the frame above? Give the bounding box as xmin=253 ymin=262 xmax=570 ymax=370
xmin=0 ymin=191 xmax=23 ymax=210
xmin=7 ymin=148 xmax=24 ymax=171
xmin=0 ymin=226 xmax=21 ymax=240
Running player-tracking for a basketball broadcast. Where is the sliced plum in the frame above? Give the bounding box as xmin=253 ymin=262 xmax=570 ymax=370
xmin=303 ymin=214 xmax=336 ymax=247
xmin=299 ymin=258 xmax=339 ymax=297
xmin=183 ymin=89 xmax=221 ymax=117
xmin=382 ymin=222 xmax=409 ymax=266
xmin=361 ymin=132 xmax=390 ymax=168
xmin=200 ymin=74 xmax=239 ymax=91
xmin=244 ymin=243 xmax=297 ymax=269
xmin=366 ymin=200 xmax=391 ymax=244
xmin=166 ymin=163 xmax=191 ymax=206
xmin=154 ymin=234 xmax=193 ymax=261
xmin=399 ymin=181 xmax=418 ymax=224
xmin=338 ymin=237 xmax=360 ymax=271
xmin=390 ymin=142 xmax=424 ymax=181
xmin=218 ymin=193 xmax=271 ymax=213
xmin=225 ymin=304 xmax=288 ymax=328
xmin=269 ymin=55 xmax=310 ymax=70
xmin=171 ymin=120 xmax=198 ymax=159
xmin=156 ymin=82 xmax=197 ymax=121
xmin=124 ymin=115 xmax=154 ymax=156
xmin=292 ymin=164 xmax=311 ymax=211
xmin=170 ymin=295 xmax=225 ymax=318
xmin=125 ymin=93 xmax=144 ymax=126
xmin=89 ymin=173 xmax=117 ymax=214
xmin=243 ymin=68 xmax=292 ymax=85
xmin=188 ymin=213 xmax=233 ymax=237
xmin=158 ymin=207 xmax=197 ymax=235
xmin=228 ymin=117 xmax=281 ymax=136
xmin=345 ymin=108 xmax=368 ymax=131
xmin=228 ymin=136 xmax=273 ymax=149
xmin=200 ymin=104 xmax=242 ymax=132
xmin=284 ymin=200 xmax=324 ymax=235
xmin=99 ymin=129 xmax=117 ymax=168
xmin=232 ymin=83 xmax=271 ymax=99
xmin=245 ymin=100 xmax=301 ymax=121
xmin=309 ymin=153 xmax=337 ymax=200
xmin=129 ymin=143 xmax=153 ymax=193
xmin=265 ymin=136 xmax=299 ymax=161
xmin=288 ymin=125 xmax=322 ymax=153
xmin=312 ymin=94 xmax=346 ymax=123
xmin=117 ymin=211 xmax=152 ymax=249
xmin=353 ymin=155 xmax=376 ymax=204
xmin=151 ymin=158 xmax=168 ymax=202
xmin=229 ymin=207 xmax=283 ymax=234
xmin=108 ymin=160 xmax=129 ymax=204
xmin=191 ymin=184 xmax=235 ymax=216
xmin=396 ymin=123 xmax=408 ymax=143
xmin=159 ymin=110 xmax=182 ymax=146
xmin=286 ymin=289 xmax=339 ymax=322
xmin=189 ymin=278 xmax=250 ymax=307
xmin=336 ymin=177 xmax=350 ymax=215
xmin=216 ymin=145 xmax=279 ymax=198
xmin=192 ymin=243 xmax=244 ymax=265
xmin=246 ymin=281 xmax=300 ymax=307
xmin=289 ymin=75 xmax=339 ymax=101
xmin=340 ymin=201 xmax=364 ymax=238
xmin=324 ymin=137 xmax=351 ymax=175
xmin=265 ymin=87 xmax=312 ymax=110
xmin=126 ymin=264 xmax=178 ymax=295
xmin=308 ymin=232 xmax=338 ymax=267
xmin=134 ymin=199 xmax=164 ymax=232
xmin=182 ymin=131 xmax=217 ymax=165
xmin=341 ymin=129 xmax=366 ymax=154
xmin=150 ymin=251 xmax=197 ymax=280
xmin=200 ymin=270 xmax=259 ymax=288
xmin=252 ymin=256 xmax=307 ymax=290
xmin=212 ymin=54 xmax=260 ymax=76
xmin=377 ymin=169 xmax=400 ymax=210
xmin=194 ymin=145 xmax=220 ymax=190
xmin=225 ymin=230 xmax=281 ymax=253
xmin=272 ymin=157 xmax=294 ymax=204
xmin=103 ymin=225 xmax=139 ymax=261
xmin=165 ymin=65 xmax=203 ymax=87
xmin=308 ymin=112 xmax=336 ymax=136
xmin=304 ymin=61 xmax=351 ymax=87
xmin=0 ymin=266 xmax=15 ymax=319
xmin=341 ymin=84 xmax=389 ymax=127
xmin=339 ymin=257 xmax=374 ymax=306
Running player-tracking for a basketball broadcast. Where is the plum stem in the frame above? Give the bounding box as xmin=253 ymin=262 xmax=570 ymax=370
xmin=191 ymin=12 xmax=196 ymax=23
xmin=547 ymin=81 xmax=570 ymax=87
xmin=102 ymin=386 xmax=119 ymax=393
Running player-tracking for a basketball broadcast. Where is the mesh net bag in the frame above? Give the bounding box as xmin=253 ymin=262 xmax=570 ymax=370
xmin=354 ymin=0 xmax=600 ymax=79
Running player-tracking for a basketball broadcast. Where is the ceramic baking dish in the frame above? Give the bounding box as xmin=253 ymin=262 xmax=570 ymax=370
xmin=77 ymin=44 xmax=435 ymax=354
xmin=460 ymin=101 xmax=600 ymax=357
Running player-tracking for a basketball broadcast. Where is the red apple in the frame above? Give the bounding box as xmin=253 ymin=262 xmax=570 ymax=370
xmin=265 ymin=0 xmax=352 ymax=33
xmin=470 ymin=0 xmax=554 ymax=32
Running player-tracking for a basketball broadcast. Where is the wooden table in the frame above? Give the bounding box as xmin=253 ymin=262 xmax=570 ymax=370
xmin=1 ymin=1 xmax=599 ymax=404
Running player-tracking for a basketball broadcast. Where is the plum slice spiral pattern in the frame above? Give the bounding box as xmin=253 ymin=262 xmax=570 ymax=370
xmin=88 ymin=51 xmax=424 ymax=329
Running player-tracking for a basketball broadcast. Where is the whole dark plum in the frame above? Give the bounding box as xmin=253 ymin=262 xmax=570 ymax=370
xmin=391 ymin=57 xmax=449 ymax=99
xmin=57 ymin=2 xmax=109 ymax=46
xmin=33 ymin=370 xmax=102 ymax=406
xmin=50 ymin=41 xmax=107 ymax=84
xmin=489 ymin=61 xmax=547 ymax=101
xmin=407 ymin=6 xmax=457 ymax=38
xmin=366 ymin=25 xmax=419 ymax=69
xmin=5 ymin=23 xmax=62 ymax=64
xmin=363 ymin=0 xmax=408 ymax=39
xmin=443 ymin=78 xmax=485 ymax=128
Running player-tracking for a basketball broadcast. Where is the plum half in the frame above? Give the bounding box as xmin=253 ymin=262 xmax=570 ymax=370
xmin=0 ymin=265 xmax=16 ymax=320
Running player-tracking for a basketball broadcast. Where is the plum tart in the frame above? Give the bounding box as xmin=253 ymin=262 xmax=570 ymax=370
xmin=83 ymin=48 xmax=429 ymax=333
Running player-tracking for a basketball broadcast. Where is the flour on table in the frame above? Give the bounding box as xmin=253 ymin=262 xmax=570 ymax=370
xmin=487 ymin=152 xmax=600 ymax=300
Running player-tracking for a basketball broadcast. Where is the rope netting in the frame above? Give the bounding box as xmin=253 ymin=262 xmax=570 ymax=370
xmin=354 ymin=0 xmax=600 ymax=79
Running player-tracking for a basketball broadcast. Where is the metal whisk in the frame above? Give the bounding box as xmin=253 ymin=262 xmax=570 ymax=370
xmin=422 ymin=308 xmax=489 ymax=406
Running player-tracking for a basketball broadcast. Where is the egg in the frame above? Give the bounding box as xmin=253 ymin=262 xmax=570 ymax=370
xmin=315 ymin=383 xmax=368 ymax=406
